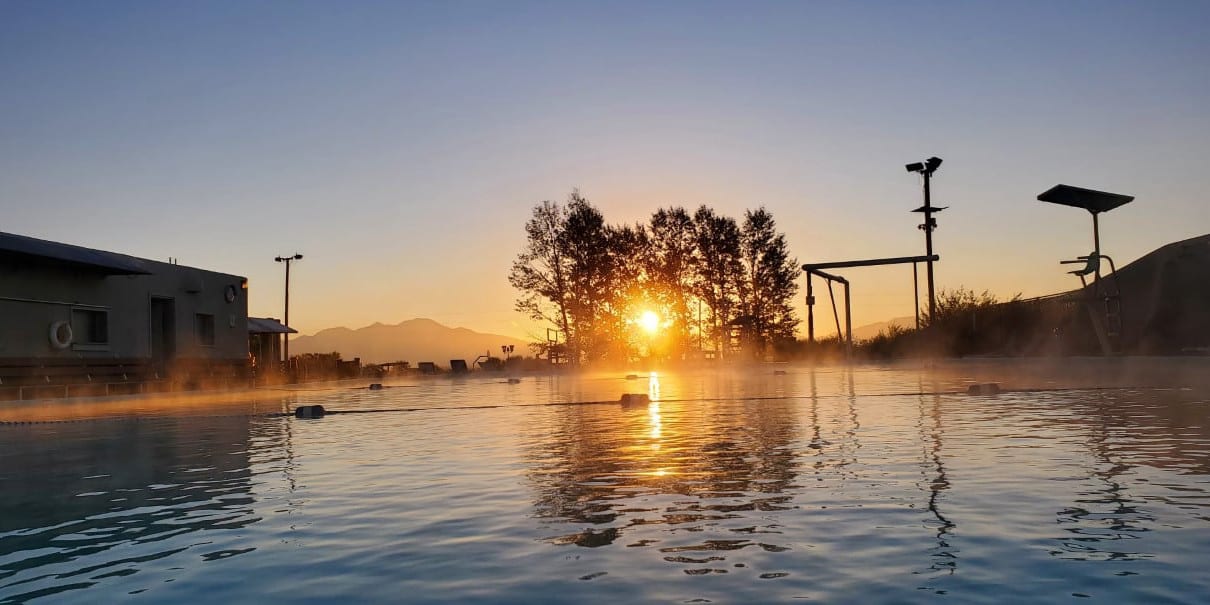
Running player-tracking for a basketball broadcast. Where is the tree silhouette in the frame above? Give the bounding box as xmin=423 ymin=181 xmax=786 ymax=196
xmin=741 ymin=207 xmax=800 ymax=352
xmin=509 ymin=198 xmax=576 ymax=362
xmin=511 ymin=192 xmax=801 ymax=363
xmin=691 ymin=206 xmax=744 ymax=355
xmin=643 ymin=207 xmax=698 ymax=356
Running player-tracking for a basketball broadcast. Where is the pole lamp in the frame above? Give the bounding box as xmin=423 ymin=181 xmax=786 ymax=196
xmin=274 ymin=253 xmax=303 ymax=369
xmin=906 ymin=157 xmax=944 ymax=323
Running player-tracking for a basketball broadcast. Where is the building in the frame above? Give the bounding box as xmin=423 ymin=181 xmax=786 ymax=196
xmin=248 ymin=316 xmax=295 ymax=382
xmin=0 ymin=231 xmax=250 ymax=399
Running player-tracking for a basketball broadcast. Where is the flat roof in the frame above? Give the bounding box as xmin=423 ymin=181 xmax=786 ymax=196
xmin=0 ymin=231 xmax=152 ymax=275
xmin=1037 ymin=184 xmax=1134 ymax=214
xmin=248 ymin=317 xmax=297 ymax=334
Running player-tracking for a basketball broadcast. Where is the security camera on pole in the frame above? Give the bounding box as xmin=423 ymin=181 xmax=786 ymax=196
xmin=905 ymin=157 xmax=944 ymax=323
xmin=274 ymin=253 xmax=303 ymax=375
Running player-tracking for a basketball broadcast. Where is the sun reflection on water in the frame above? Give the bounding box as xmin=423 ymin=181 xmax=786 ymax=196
xmin=648 ymin=401 xmax=662 ymax=441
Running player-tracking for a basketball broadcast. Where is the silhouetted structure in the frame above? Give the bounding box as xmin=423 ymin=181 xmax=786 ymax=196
xmin=1039 ymin=184 xmax=1134 ymax=354
xmin=273 ymin=253 xmax=303 ymax=364
xmin=803 ymin=255 xmax=938 ymax=353
xmin=289 ymin=352 xmax=361 ymax=381
xmin=248 ymin=317 xmax=295 ymax=382
xmin=0 ymin=231 xmax=249 ymax=399
xmin=907 ymin=156 xmax=945 ymax=319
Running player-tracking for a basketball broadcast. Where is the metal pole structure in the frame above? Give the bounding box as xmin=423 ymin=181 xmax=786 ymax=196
xmin=913 ymin=262 xmax=921 ymax=329
xmin=907 ymin=157 xmax=943 ymax=325
xmin=284 ymin=259 xmax=291 ymax=363
xmin=1091 ymin=211 xmax=1102 ymax=297
xmin=843 ymin=280 xmax=852 ymax=358
xmin=806 ymin=273 xmax=815 ymax=343
xmin=923 ymin=170 xmax=937 ymax=322
xmin=275 ymin=253 xmax=303 ymax=374
xmin=829 ymin=281 xmax=841 ymax=339
xmin=802 ymin=254 xmax=937 ymax=343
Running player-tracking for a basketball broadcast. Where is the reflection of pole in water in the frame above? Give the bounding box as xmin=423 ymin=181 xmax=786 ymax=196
xmin=1054 ymin=392 xmax=1152 ymax=561
xmin=837 ymin=367 xmax=861 ymax=480
xmin=807 ymin=369 xmax=825 ymax=478
xmin=917 ymin=381 xmax=956 ymax=573
xmin=847 ymin=369 xmax=859 ymax=433
xmin=809 ymin=369 xmax=821 ymax=446
xmin=281 ymin=395 xmax=299 ymax=495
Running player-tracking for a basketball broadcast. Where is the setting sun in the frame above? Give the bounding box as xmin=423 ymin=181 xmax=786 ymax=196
xmin=638 ymin=310 xmax=661 ymax=335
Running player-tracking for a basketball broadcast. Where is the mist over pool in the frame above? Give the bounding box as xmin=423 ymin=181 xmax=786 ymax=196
xmin=2 ymin=361 xmax=1209 ymax=604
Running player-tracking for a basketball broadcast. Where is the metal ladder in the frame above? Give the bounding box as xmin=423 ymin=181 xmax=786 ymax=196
xmin=1104 ymin=294 xmax=1123 ymax=343
xmin=1064 ymin=252 xmax=1123 ymax=355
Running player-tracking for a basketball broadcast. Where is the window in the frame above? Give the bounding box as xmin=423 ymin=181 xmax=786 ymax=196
xmin=196 ymin=313 xmax=216 ymax=346
xmin=71 ymin=309 xmax=109 ymax=345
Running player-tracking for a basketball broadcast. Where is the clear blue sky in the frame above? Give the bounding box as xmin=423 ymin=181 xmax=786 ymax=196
xmin=3 ymin=1 xmax=1208 ymax=339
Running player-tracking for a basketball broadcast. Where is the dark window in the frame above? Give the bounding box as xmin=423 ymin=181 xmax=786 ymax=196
xmin=196 ymin=313 xmax=216 ymax=346
xmin=71 ymin=309 xmax=109 ymax=344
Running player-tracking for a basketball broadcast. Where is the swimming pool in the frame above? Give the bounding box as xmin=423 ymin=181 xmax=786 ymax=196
xmin=2 ymin=361 xmax=1208 ymax=603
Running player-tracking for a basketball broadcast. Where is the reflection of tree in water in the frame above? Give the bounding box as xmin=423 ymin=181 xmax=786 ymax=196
xmin=0 ymin=415 xmax=276 ymax=602
xmin=525 ymin=404 xmax=630 ymax=530
xmin=523 ymin=376 xmax=801 ymax=564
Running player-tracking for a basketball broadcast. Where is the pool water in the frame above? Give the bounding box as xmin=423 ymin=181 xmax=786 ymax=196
xmin=2 ymin=362 xmax=1209 ymax=603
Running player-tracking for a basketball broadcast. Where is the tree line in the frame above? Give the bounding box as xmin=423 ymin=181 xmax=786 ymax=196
xmin=509 ymin=190 xmax=800 ymax=364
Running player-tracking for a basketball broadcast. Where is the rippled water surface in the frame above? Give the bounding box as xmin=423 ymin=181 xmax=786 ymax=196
xmin=2 ymin=361 xmax=1209 ymax=603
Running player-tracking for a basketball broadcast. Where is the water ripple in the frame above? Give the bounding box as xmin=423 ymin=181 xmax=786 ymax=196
xmin=0 ymin=363 xmax=1208 ymax=603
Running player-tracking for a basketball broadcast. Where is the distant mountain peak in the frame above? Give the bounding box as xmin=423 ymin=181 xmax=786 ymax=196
xmin=291 ymin=317 xmax=528 ymax=364
xmin=399 ymin=317 xmax=444 ymax=327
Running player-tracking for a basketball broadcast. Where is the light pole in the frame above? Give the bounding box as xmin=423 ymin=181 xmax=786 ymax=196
xmin=275 ymin=253 xmax=303 ymax=370
xmin=906 ymin=157 xmax=944 ymax=322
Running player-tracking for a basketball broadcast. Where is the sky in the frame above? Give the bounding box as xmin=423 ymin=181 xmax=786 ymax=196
xmin=3 ymin=1 xmax=1208 ymax=341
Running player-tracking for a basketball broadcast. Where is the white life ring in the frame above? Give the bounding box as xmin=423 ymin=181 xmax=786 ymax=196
xmin=49 ymin=321 xmax=73 ymax=349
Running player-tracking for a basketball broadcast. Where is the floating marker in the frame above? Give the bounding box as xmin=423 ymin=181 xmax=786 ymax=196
xmin=507 ymin=378 xmax=522 ymax=384
xmin=625 ymin=374 xmax=639 ymax=380
xmin=967 ymin=383 xmax=1001 ymax=396
xmin=774 ymin=370 xmax=787 ymax=376
xmin=619 ymin=393 xmax=650 ymax=405
xmin=295 ymin=405 xmax=326 ymax=419
xmin=369 ymin=383 xmax=383 ymax=390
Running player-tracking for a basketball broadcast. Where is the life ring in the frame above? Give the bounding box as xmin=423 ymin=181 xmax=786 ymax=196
xmin=49 ymin=321 xmax=73 ymax=349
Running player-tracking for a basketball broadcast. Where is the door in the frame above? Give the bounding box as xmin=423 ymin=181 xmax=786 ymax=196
xmin=150 ymin=297 xmax=175 ymax=363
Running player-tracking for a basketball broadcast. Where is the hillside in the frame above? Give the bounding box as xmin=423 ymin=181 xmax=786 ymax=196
xmin=850 ymin=233 xmax=1210 ymax=358
xmin=290 ymin=318 xmax=530 ymax=365
xmin=1070 ymin=233 xmax=1210 ymax=353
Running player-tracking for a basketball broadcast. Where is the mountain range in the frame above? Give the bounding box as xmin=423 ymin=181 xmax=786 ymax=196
xmin=291 ymin=314 xmax=915 ymax=364
xmin=289 ymin=318 xmax=529 ymax=365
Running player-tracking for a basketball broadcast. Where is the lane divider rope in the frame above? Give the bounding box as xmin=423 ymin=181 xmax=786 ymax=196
xmin=0 ymin=385 xmax=1181 ymax=425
